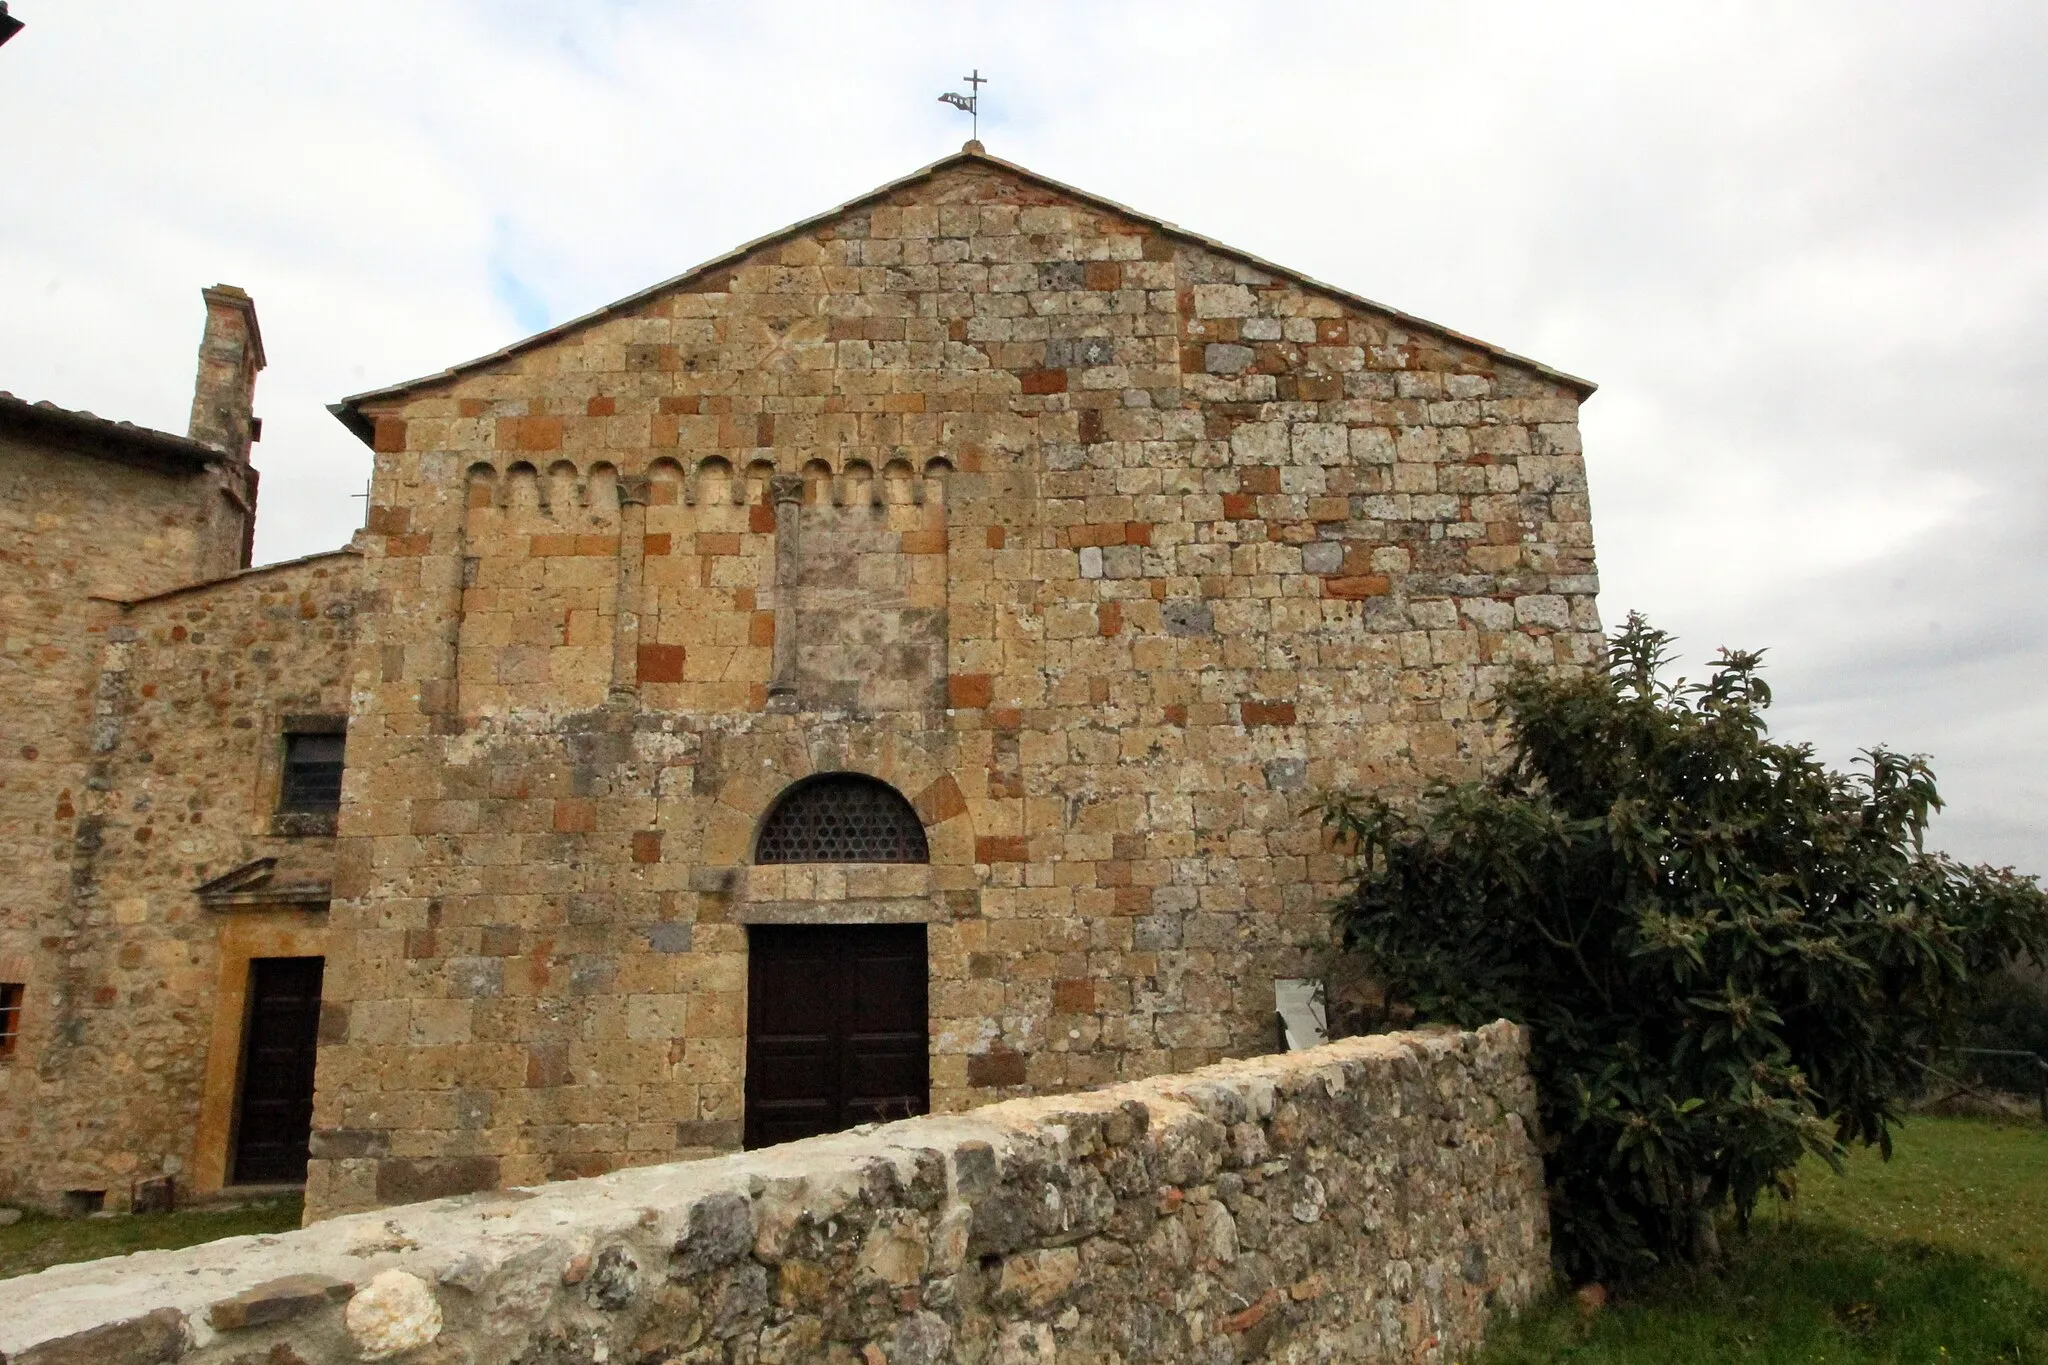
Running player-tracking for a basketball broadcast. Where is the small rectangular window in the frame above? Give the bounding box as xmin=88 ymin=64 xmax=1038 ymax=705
xmin=280 ymin=732 xmax=345 ymax=814
xmin=0 ymin=983 xmax=23 ymax=1057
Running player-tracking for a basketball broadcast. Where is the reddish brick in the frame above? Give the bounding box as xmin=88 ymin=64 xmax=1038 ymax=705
xmin=696 ymin=533 xmax=741 ymax=556
xmin=1114 ymin=887 xmax=1153 ymax=915
xmin=976 ymin=835 xmax=1028 ymax=864
xmin=989 ymin=707 xmax=1023 ymax=731
xmin=631 ymin=831 xmax=663 ymax=864
xmin=386 ymin=533 xmax=431 ymax=557
xmin=1125 ymin=521 xmax=1153 ymax=547
xmin=1241 ymin=466 xmax=1282 ymax=494
xmin=552 ymin=799 xmax=596 ymax=833
xmin=1019 ymin=368 xmax=1067 ymax=395
xmin=968 ymin=1051 xmax=1028 ymax=1087
xmin=637 ymin=644 xmax=686 ymax=683
xmin=948 ymin=673 xmax=993 ymax=708
xmin=1052 ymin=978 xmax=1096 ymax=1013
xmin=1323 ymin=575 xmax=1392 ymax=599
xmin=459 ymin=398 xmax=489 ymax=418
xmin=659 ymin=395 xmax=701 ymax=414
xmin=1098 ymin=601 xmax=1123 ymax=636
xmin=756 ymin=413 xmax=775 ymax=447
xmin=586 ymin=395 xmax=616 ymax=417
xmin=1219 ymin=1292 xmax=1281 ymax=1336
xmin=915 ymin=774 xmax=968 ymax=825
xmin=900 ymin=529 xmax=947 ymax=555
xmin=749 ymin=611 xmax=776 ymax=647
xmin=1222 ymin=493 xmax=1257 ymax=520
xmin=643 ymin=533 xmax=672 ymax=556
xmin=1083 ymin=261 xmax=1121 ymax=291
xmin=510 ymin=416 xmax=563 ymax=452
xmin=1241 ymin=700 xmax=1297 ymax=727
xmin=749 ymin=502 xmax=776 ymax=534
xmin=372 ymin=417 xmax=408 ymax=453
xmin=986 ymin=525 xmax=1007 ymax=550
xmin=526 ymin=1043 xmax=571 ymax=1088
xmin=1164 ymin=704 xmax=1188 ymax=726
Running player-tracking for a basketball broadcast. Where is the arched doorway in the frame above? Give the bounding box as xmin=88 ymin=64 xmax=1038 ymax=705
xmin=744 ymin=774 xmax=931 ymax=1148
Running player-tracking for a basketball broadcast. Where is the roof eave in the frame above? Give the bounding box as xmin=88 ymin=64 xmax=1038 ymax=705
xmin=330 ymin=147 xmax=1594 ymax=445
xmin=93 ymin=545 xmax=361 ymax=610
xmin=0 ymin=391 xmax=226 ymax=471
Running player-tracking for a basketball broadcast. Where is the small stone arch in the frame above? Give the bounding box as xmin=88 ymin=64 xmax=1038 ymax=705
xmin=800 ymin=459 xmax=833 ymax=506
xmin=503 ymin=462 xmax=541 ymax=511
xmin=753 ymin=772 xmax=929 ymax=865
xmin=464 ymin=462 xmax=498 ymax=509
xmin=586 ymin=461 xmax=620 ymax=513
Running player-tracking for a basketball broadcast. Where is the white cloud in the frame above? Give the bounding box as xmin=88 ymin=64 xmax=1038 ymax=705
xmin=2 ymin=0 xmax=2041 ymax=871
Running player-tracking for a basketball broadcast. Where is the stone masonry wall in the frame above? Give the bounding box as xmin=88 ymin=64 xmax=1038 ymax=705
xmin=0 ymin=550 xmax=359 ymax=1209
xmin=0 ymin=430 xmax=261 ymax=1208
xmin=0 ymin=1025 xmax=1549 ymax=1365
xmin=311 ymin=150 xmax=1599 ymax=1217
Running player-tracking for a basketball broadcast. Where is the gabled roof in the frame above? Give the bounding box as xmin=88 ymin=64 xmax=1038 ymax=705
xmin=331 ymin=145 xmax=1594 ymax=444
xmin=0 ymin=389 xmax=222 ymax=471
xmin=95 ymin=545 xmax=359 ymax=609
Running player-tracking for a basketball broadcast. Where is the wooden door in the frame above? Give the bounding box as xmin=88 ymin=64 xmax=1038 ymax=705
xmin=744 ymin=924 xmax=928 ymax=1149
xmin=232 ymin=956 xmax=324 ymax=1184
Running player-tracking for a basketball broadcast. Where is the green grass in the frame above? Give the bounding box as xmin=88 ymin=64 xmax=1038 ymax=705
xmin=1480 ymin=1116 xmax=2048 ymax=1363
xmin=1778 ymin=1114 xmax=2048 ymax=1291
xmin=0 ymin=1195 xmax=302 ymax=1281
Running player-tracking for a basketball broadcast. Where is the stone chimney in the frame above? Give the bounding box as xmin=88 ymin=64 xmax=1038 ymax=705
xmin=187 ymin=284 xmax=265 ymax=460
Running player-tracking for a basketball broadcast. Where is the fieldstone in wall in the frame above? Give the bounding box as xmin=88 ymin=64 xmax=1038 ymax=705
xmin=0 ymin=1025 xmax=1547 ymax=1364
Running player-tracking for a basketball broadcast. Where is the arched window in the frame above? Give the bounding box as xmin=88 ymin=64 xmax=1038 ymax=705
xmin=755 ymin=774 xmax=929 ymax=864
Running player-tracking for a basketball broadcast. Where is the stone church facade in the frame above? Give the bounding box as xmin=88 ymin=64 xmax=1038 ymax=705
xmin=0 ymin=148 xmax=1599 ymax=1220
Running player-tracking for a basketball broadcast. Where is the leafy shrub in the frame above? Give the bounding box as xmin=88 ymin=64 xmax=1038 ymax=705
xmin=1322 ymin=614 xmax=2048 ymax=1283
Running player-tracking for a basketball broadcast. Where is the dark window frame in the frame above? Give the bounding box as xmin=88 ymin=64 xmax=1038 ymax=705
xmin=0 ymin=983 xmax=23 ymax=1057
xmin=277 ymin=717 xmax=346 ymax=820
xmin=755 ymin=773 xmax=929 ymax=864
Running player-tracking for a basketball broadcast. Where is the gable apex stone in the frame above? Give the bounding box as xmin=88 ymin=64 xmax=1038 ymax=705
xmin=330 ymin=147 xmax=1592 ymax=442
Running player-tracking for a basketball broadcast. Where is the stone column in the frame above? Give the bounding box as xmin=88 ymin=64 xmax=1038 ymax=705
xmin=419 ymin=542 xmax=467 ymax=729
xmin=610 ymin=475 xmax=650 ymax=701
xmin=766 ymin=473 xmax=804 ymax=712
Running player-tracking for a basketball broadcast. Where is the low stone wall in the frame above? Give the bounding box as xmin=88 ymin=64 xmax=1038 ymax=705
xmin=0 ymin=1025 xmax=1547 ymax=1364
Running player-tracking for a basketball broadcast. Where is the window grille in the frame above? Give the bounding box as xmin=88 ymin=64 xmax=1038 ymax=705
xmin=756 ymin=774 xmax=929 ymax=864
xmin=280 ymin=732 xmax=345 ymax=814
xmin=0 ymin=983 xmax=22 ymax=1057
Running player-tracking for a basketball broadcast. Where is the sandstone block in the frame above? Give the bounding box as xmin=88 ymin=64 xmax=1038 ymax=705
xmin=207 ymin=1274 xmax=354 ymax=1331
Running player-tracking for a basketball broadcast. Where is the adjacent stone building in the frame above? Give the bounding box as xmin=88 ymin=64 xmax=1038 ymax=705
xmin=0 ymin=147 xmax=1600 ymax=1220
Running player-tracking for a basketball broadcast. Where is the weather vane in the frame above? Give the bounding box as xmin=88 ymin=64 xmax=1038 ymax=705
xmin=938 ymin=69 xmax=987 ymax=142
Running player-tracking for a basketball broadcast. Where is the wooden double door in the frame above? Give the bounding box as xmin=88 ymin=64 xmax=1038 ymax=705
xmin=231 ymin=956 xmax=324 ymax=1184
xmin=744 ymin=924 xmax=929 ymax=1149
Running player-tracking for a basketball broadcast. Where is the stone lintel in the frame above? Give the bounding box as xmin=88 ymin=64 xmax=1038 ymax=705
xmin=732 ymin=896 xmax=942 ymax=925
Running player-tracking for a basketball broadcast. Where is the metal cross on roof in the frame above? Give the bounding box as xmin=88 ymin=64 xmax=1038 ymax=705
xmin=938 ymin=69 xmax=987 ymax=141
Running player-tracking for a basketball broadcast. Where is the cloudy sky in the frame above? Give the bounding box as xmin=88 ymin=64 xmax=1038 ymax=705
xmin=3 ymin=2 xmax=2042 ymax=874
